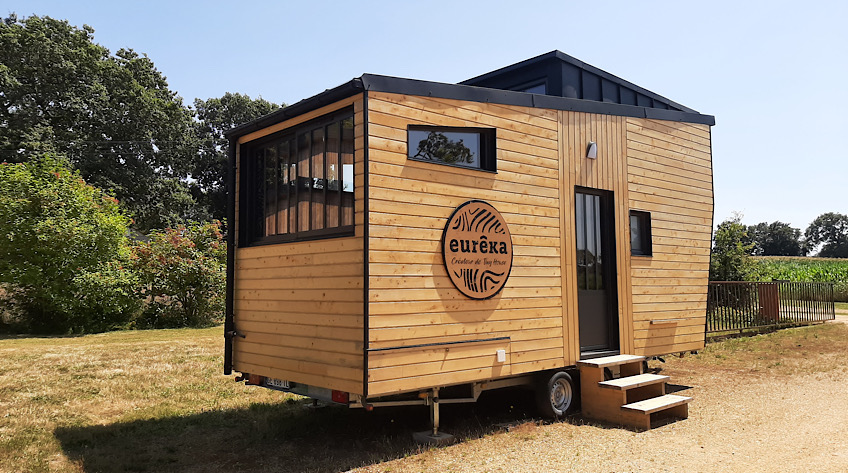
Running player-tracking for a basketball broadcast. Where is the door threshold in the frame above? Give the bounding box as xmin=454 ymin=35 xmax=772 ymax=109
xmin=579 ymin=349 xmax=620 ymax=360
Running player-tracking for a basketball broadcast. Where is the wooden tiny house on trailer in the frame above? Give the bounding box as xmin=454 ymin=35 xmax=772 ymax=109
xmin=224 ymin=51 xmax=715 ymax=433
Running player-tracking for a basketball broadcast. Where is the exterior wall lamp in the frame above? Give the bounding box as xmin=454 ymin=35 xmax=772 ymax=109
xmin=586 ymin=141 xmax=598 ymax=159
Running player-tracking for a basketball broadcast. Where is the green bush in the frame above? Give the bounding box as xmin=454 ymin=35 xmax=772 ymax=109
xmin=131 ymin=221 xmax=226 ymax=328
xmin=0 ymin=155 xmax=139 ymax=333
xmin=710 ymin=215 xmax=759 ymax=281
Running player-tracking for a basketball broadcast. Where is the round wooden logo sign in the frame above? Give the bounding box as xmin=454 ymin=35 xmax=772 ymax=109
xmin=442 ymin=200 xmax=513 ymax=299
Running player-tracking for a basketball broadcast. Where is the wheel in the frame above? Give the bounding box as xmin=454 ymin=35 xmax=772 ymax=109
xmin=536 ymin=370 xmax=578 ymax=419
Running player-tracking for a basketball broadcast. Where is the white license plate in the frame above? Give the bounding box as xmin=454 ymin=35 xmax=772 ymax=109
xmin=265 ymin=377 xmax=290 ymax=389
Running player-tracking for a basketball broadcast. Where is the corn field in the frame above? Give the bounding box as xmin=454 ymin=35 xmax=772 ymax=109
xmin=755 ymin=257 xmax=848 ymax=302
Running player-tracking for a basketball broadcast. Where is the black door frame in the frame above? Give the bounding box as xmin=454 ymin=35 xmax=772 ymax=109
xmin=575 ymin=186 xmax=620 ymax=356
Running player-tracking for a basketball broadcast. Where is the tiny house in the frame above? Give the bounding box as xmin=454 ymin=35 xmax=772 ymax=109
xmin=224 ymin=51 xmax=715 ymax=432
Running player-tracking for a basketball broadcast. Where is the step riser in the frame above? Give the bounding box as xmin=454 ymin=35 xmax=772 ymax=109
xmin=625 ymin=384 xmax=665 ymax=404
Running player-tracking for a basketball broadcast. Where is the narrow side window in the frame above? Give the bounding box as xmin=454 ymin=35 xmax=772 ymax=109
xmin=629 ymin=210 xmax=652 ymax=256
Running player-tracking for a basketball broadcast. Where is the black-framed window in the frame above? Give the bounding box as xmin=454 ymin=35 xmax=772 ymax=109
xmin=629 ymin=210 xmax=652 ymax=256
xmin=512 ymin=80 xmax=546 ymax=94
xmin=240 ymin=108 xmax=354 ymax=245
xmin=407 ymin=126 xmax=496 ymax=172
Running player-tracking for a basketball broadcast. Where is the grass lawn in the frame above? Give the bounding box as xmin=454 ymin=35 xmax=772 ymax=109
xmin=0 ymin=326 xmax=483 ymax=472
xmin=2 ymin=323 xmax=847 ymax=472
xmin=836 ymin=301 xmax=848 ymax=312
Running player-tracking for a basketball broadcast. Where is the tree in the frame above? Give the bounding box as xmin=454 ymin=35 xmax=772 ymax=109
xmin=0 ymin=155 xmax=138 ymax=333
xmin=412 ymin=131 xmax=474 ymax=165
xmin=191 ymin=93 xmax=280 ymax=221
xmin=0 ymin=15 xmax=199 ymax=231
xmin=131 ymin=221 xmax=226 ymax=328
xmin=710 ymin=215 xmax=759 ymax=281
xmin=805 ymin=212 xmax=848 ymax=258
xmin=745 ymin=221 xmax=804 ymax=256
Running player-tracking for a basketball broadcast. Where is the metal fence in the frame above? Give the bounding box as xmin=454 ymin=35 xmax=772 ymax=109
xmin=706 ymin=281 xmax=836 ymax=334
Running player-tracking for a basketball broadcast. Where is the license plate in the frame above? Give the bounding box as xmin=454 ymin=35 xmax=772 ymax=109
xmin=265 ymin=377 xmax=290 ymax=389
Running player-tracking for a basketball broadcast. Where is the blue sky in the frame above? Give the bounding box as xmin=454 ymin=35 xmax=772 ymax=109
xmin=5 ymin=0 xmax=847 ymax=232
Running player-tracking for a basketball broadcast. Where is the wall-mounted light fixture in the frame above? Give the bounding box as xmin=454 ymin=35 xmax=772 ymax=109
xmin=586 ymin=141 xmax=598 ymax=159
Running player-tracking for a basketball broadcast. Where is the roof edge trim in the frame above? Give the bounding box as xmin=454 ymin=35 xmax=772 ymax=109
xmin=225 ymin=78 xmax=364 ymax=139
xmin=362 ymin=74 xmax=715 ymax=126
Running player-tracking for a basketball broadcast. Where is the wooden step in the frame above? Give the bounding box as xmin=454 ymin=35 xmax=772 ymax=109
xmin=622 ymin=394 xmax=691 ymax=414
xmin=598 ymin=373 xmax=669 ymax=390
xmin=577 ymin=354 xmax=644 ymax=369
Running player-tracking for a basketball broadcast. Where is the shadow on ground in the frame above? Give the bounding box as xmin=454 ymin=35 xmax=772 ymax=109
xmin=54 ymin=387 xmax=546 ymax=473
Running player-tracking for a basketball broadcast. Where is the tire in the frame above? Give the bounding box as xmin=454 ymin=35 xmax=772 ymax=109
xmin=536 ymin=370 xmax=578 ymax=419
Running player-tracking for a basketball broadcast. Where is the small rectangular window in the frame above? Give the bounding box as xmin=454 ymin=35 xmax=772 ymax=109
xmin=407 ymin=126 xmax=496 ymax=172
xmin=630 ymin=210 xmax=652 ymax=256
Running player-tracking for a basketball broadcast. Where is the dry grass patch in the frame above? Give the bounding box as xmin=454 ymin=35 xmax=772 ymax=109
xmin=679 ymin=322 xmax=848 ymax=376
xmin=2 ymin=323 xmax=847 ymax=473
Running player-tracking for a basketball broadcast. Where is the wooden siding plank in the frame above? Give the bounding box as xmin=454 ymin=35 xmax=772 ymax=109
xmin=234 ymin=360 xmax=362 ymax=395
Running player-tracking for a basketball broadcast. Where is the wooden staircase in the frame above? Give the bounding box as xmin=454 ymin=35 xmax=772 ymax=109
xmin=577 ymin=354 xmax=691 ymax=430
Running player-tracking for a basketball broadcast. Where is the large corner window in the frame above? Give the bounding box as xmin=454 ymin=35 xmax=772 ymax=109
xmin=407 ymin=126 xmax=496 ymax=172
xmin=241 ymin=108 xmax=354 ymax=245
xmin=629 ymin=210 xmax=652 ymax=256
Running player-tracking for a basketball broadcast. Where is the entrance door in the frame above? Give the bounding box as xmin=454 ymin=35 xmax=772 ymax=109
xmin=575 ymin=188 xmax=619 ymax=355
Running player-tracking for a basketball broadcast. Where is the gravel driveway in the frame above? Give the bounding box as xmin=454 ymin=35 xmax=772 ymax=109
xmin=352 ymin=322 xmax=848 ymax=473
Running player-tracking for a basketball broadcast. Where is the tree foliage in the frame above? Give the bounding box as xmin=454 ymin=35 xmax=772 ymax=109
xmin=191 ymin=93 xmax=280 ymax=221
xmin=745 ymin=221 xmax=804 ymax=256
xmin=805 ymin=212 xmax=848 ymax=258
xmin=0 ymin=14 xmax=199 ymax=231
xmin=412 ymin=132 xmax=474 ymax=165
xmin=131 ymin=221 xmax=226 ymax=328
xmin=0 ymin=155 xmax=138 ymax=333
xmin=710 ymin=215 xmax=759 ymax=281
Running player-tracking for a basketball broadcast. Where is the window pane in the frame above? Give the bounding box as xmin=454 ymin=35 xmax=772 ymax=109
xmin=585 ymin=195 xmax=596 ymax=290
xmin=576 ymin=193 xmax=586 ymax=290
xmin=311 ymin=127 xmax=325 ymax=231
xmin=264 ymin=146 xmax=277 ymax=236
xmin=276 ymin=141 xmax=290 ymax=235
xmin=630 ymin=214 xmax=642 ymax=254
xmin=519 ymin=83 xmax=545 ymax=94
xmin=252 ymin=148 xmax=265 ymax=239
xmin=593 ymin=195 xmax=603 ymax=290
xmin=341 ymin=117 xmax=354 ymax=227
xmin=326 ymin=122 xmax=340 ymax=228
xmin=297 ymin=132 xmax=310 ymax=233
xmin=408 ymin=129 xmax=480 ymax=168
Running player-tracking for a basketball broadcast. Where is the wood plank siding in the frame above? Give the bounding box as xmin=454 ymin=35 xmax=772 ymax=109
xmin=558 ymin=112 xmax=634 ymax=355
xmin=232 ymin=94 xmax=366 ymax=395
xmin=626 ymin=118 xmax=713 ymax=355
xmin=365 ymin=97 xmax=712 ymax=396
xmin=366 ymin=92 xmax=566 ymax=397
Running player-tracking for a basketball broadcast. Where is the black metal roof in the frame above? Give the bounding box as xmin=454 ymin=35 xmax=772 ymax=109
xmin=226 ymin=53 xmax=714 ymax=140
xmin=461 ymin=50 xmax=699 ymax=114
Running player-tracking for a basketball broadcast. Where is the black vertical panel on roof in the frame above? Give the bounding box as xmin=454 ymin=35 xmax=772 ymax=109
xmin=582 ymin=70 xmax=601 ymax=101
xmin=562 ymin=62 xmax=581 ymax=98
xmin=636 ymin=94 xmax=652 ymax=107
xmin=601 ymin=79 xmax=619 ymax=103
xmin=619 ymin=88 xmax=636 ymax=106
